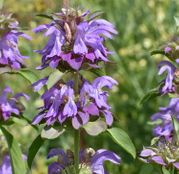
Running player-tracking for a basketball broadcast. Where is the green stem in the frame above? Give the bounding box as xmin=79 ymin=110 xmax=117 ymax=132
xmin=74 ymin=71 xmax=80 ymax=174
xmin=171 ymin=166 xmax=175 ymax=174
xmin=74 ymin=129 xmax=80 ymax=174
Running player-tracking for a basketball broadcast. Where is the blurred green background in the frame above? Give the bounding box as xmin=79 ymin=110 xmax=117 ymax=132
xmin=1 ymin=0 xmax=179 ymax=173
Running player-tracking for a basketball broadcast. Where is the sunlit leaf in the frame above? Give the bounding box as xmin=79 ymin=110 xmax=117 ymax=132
xmin=162 ymin=166 xmax=170 ymax=174
xmin=0 ymin=0 xmax=4 ymax=9
xmin=47 ymin=70 xmax=63 ymax=89
xmin=0 ymin=125 xmax=27 ymax=174
xmin=17 ymin=69 xmax=39 ymax=84
xmin=41 ymin=126 xmax=65 ymax=139
xmin=0 ymin=67 xmax=12 ymax=75
xmin=107 ymin=127 xmax=136 ymax=158
xmin=151 ymin=137 xmax=160 ymax=146
xmin=174 ymin=16 xmax=179 ymax=27
xmin=83 ymin=120 xmax=107 ymax=136
xmin=172 ymin=117 xmax=179 ymax=141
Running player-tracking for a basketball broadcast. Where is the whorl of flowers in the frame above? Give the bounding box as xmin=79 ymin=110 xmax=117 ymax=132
xmin=140 ymin=30 xmax=179 ymax=172
xmin=0 ymin=14 xmax=31 ymax=69
xmin=151 ymin=98 xmax=179 ymax=140
xmin=47 ymin=148 xmax=121 ymax=174
xmin=33 ymin=8 xmax=117 ymax=71
xmin=0 ymin=86 xmax=29 ymax=121
xmin=32 ymin=75 xmax=118 ymax=129
xmin=31 ymin=7 xmax=121 ymax=174
xmin=140 ymin=137 xmax=179 ymax=170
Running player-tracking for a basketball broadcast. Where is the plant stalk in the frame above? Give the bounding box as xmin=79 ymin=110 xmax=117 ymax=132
xmin=74 ymin=71 xmax=80 ymax=174
xmin=74 ymin=129 xmax=80 ymax=174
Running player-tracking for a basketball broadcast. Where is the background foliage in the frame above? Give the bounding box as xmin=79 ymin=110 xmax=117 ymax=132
xmin=1 ymin=0 xmax=179 ymax=173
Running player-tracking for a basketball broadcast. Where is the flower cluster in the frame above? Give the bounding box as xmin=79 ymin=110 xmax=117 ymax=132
xmin=0 ymin=14 xmax=31 ymax=69
xmin=140 ymin=137 xmax=179 ymax=170
xmin=34 ymin=8 xmax=117 ymax=71
xmin=151 ymin=98 xmax=179 ymax=140
xmin=163 ymin=42 xmax=179 ymax=62
xmin=140 ymin=98 xmax=179 ymax=169
xmin=0 ymin=86 xmax=29 ymax=121
xmin=140 ymin=35 xmax=179 ymax=172
xmin=32 ymin=7 xmax=120 ymax=174
xmin=48 ymin=148 xmax=121 ymax=174
xmin=32 ymin=76 xmax=117 ymax=129
xmin=0 ymin=155 xmax=12 ymax=174
xmin=0 ymin=154 xmax=27 ymax=174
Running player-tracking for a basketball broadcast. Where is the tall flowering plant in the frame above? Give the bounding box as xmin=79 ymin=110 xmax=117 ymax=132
xmin=0 ymin=12 xmax=31 ymax=174
xmin=139 ymin=19 xmax=179 ymax=174
xmin=28 ymin=5 xmax=136 ymax=174
xmin=0 ymin=1 xmax=137 ymax=174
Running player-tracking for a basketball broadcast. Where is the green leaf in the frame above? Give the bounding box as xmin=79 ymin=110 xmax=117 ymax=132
xmin=107 ymin=127 xmax=136 ymax=158
xmin=0 ymin=67 xmax=12 ymax=75
xmin=172 ymin=117 xmax=179 ymax=142
xmin=47 ymin=70 xmax=64 ymax=89
xmin=0 ymin=0 xmax=4 ymax=9
xmin=27 ymin=135 xmax=45 ymax=169
xmin=174 ymin=16 xmax=179 ymax=27
xmin=0 ymin=126 xmax=26 ymax=174
xmin=140 ymin=88 xmax=160 ymax=104
xmin=41 ymin=126 xmax=65 ymax=139
xmin=139 ymin=164 xmax=154 ymax=174
xmin=36 ymin=13 xmax=53 ymax=20
xmin=17 ymin=69 xmax=39 ymax=84
xmin=162 ymin=166 xmax=170 ymax=174
xmin=83 ymin=120 xmax=107 ymax=136
xmin=151 ymin=137 xmax=160 ymax=146
xmin=91 ymin=68 xmax=106 ymax=77
xmin=151 ymin=49 xmax=165 ymax=56
xmin=147 ymin=119 xmax=162 ymax=126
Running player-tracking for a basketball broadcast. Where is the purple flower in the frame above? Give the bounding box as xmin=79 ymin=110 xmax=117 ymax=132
xmin=140 ymin=137 xmax=179 ymax=170
xmin=79 ymin=76 xmax=118 ymax=128
xmin=32 ymin=76 xmax=117 ymax=129
xmin=32 ymin=81 xmax=77 ymax=126
xmin=48 ymin=148 xmax=121 ymax=174
xmin=0 ymin=86 xmax=29 ymax=121
xmin=0 ymin=154 xmax=26 ymax=174
xmin=31 ymin=76 xmax=48 ymax=91
xmin=90 ymin=149 xmax=121 ymax=174
xmin=151 ymin=98 xmax=179 ymax=139
xmin=164 ymin=46 xmax=172 ymax=54
xmin=158 ymin=61 xmax=176 ymax=94
xmin=0 ymin=156 xmax=12 ymax=174
xmin=34 ymin=9 xmax=117 ymax=70
xmin=0 ymin=14 xmax=31 ymax=69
